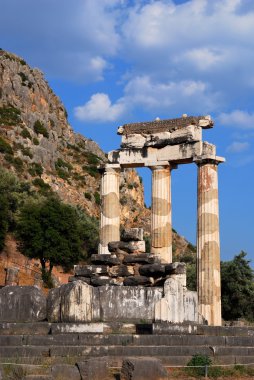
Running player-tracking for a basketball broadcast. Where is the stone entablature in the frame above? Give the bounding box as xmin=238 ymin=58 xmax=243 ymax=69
xmin=117 ymin=115 xmax=213 ymax=136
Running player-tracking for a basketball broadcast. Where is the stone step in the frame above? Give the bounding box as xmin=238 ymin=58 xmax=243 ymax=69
xmin=0 ymin=334 xmax=254 ymax=347
xmin=1 ymin=322 xmax=254 ymax=337
xmin=1 ymin=345 xmax=254 ymax=358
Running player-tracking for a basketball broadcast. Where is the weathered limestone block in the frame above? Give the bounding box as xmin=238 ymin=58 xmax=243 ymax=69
xmin=155 ymin=274 xmax=198 ymax=323
xmin=0 ymin=286 xmax=46 ymax=322
xmin=90 ymin=254 xmax=120 ymax=266
xmin=123 ymin=276 xmax=153 ymax=286
xmin=47 ymin=281 xmax=100 ymax=322
xmin=98 ymin=285 xmax=163 ymax=321
xmin=121 ymin=228 xmax=144 ymax=242
xmin=108 ymin=264 xmax=134 ymax=277
xmin=121 ymin=357 xmax=168 ymax=380
xmin=165 ymin=262 xmax=186 ymax=275
xmin=51 ymin=364 xmax=81 ymax=380
xmin=121 ymin=133 xmax=147 ymax=149
xmin=139 ymin=264 xmax=166 ymax=277
xmin=90 ymin=276 xmax=111 ymax=287
xmin=108 ymin=241 xmax=145 ymax=254
xmin=108 ymin=141 xmax=203 ymax=166
xmin=123 ymin=253 xmax=159 ymax=265
xmin=77 ymin=358 xmax=109 ymax=380
xmin=68 ymin=276 xmax=91 ymax=285
xmin=74 ymin=265 xmax=108 ymax=277
xmin=145 ymin=125 xmax=202 ymax=148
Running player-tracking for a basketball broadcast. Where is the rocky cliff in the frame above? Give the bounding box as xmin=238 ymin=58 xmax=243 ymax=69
xmin=0 ymin=50 xmax=195 ymax=286
xmin=0 ymin=49 xmax=149 ymax=225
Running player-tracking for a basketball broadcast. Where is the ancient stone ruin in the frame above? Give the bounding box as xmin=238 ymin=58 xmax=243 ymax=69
xmin=98 ymin=115 xmax=225 ymax=326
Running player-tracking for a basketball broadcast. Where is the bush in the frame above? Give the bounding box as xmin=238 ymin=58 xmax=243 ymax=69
xmin=82 ymin=165 xmax=99 ymax=178
xmin=0 ymin=106 xmax=21 ymax=126
xmin=55 ymin=158 xmax=73 ymax=171
xmin=32 ymin=178 xmax=51 ymax=192
xmin=186 ymin=354 xmax=212 ymax=377
xmin=33 ymin=137 xmax=39 ymax=145
xmin=21 ymin=146 xmax=33 ymax=159
xmin=84 ymin=192 xmax=92 ymax=200
xmin=94 ymin=191 xmax=100 ymax=205
xmin=21 ymin=128 xmax=31 ymax=139
xmin=84 ymin=151 xmax=101 ymax=166
xmin=33 ymin=120 xmax=49 ymax=138
xmin=28 ymin=163 xmax=43 ymax=177
xmin=0 ymin=136 xmax=13 ymax=154
xmin=5 ymin=156 xmax=24 ymax=172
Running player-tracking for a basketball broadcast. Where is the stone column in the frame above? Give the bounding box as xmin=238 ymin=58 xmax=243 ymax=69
xmin=5 ymin=267 xmax=19 ymax=286
xmin=151 ymin=165 xmax=172 ymax=263
xmin=196 ymin=158 xmax=223 ymax=326
xmin=99 ymin=166 xmax=120 ymax=254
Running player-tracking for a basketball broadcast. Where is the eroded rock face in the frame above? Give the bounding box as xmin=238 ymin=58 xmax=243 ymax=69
xmin=0 ymin=286 xmax=46 ymax=322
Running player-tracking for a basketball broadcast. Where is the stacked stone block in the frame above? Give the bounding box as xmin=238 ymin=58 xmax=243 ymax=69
xmin=70 ymin=228 xmax=185 ymax=287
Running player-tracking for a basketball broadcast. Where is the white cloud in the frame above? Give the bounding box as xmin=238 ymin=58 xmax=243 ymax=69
xmin=218 ymin=110 xmax=254 ymax=129
xmin=0 ymin=0 xmax=120 ymax=82
xmin=226 ymin=141 xmax=250 ymax=153
xmin=74 ymin=93 xmax=125 ymax=122
xmin=74 ymin=75 xmax=221 ymax=122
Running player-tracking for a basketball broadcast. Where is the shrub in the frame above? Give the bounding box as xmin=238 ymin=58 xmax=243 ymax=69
xmin=56 ymin=168 xmax=70 ymax=180
xmin=83 ymin=165 xmax=99 ymax=178
xmin=94 ymin=191 xmax=100 ymax=205
xmin=32 ymin=178 xmax=51 ymax=191
xmin=33 ymin=120 xmax=49 ymax=138
xmin=186 ymin=354 xmax=212 ymax=377
xmin=21 ymin=128 xmax=31 ymax=139
xmin=84 ymin=192 xmax=92 ymax=200
xmin=21 ymin=147 xmax=33 ymax=159
xmin=6 ymin=157 xmax=24 ymax=172
xmin=0 ymin=136 xmax=13 ymax=154
xmin=55 ymin=158 xmax=73 ymax=171
xmin=0 ymin=106 xmax=21 ymax=126
xmin=33 ymin=137 xmax=39 ymax=145
xmin=120 ymin=196 xmax=128 ymax=206
xmin=28 ymin=163 xmax=43 ymax=177
xmin=84 ymin=151 xmax=101 ymax=166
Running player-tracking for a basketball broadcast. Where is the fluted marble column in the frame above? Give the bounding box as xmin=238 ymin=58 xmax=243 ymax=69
xmin=197 ymin=159 xmax=222 ymax=326
xmin=151 ymin=165 xmax=172 ymax=263
xmin=99 ymin=166 xmax=120 ymax=254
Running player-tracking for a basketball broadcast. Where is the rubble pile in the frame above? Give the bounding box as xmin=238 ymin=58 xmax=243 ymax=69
xmin=69 ymin=228 xmax=185 ymax=287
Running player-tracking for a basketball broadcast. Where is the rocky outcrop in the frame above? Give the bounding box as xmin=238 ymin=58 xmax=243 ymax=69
xmin=0 ymin=50 xmax=148 ymax=224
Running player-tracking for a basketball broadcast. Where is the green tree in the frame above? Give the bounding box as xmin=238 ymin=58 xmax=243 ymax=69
xmin=74 ymin=206 xmax=99 ymax=258
xmin=221 ymin=251 xmax=254 ymax=321
xmin=0 ymin=166 xmax=21 ymax=248
xmin=16 ymin=197 xmax=86 ymax=286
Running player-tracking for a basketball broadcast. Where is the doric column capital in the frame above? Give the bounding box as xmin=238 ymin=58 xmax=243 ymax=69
xmin=194 ymin=155 xmax=225 ymax=166
xmin=99 ymin=163 xmax=122 ymax=174
xmin=149 ymin=163 xmax=178 ymax=171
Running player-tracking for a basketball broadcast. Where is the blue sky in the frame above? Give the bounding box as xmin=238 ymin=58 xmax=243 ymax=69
xmin=1 ymin=0 xmax=254 ymax=263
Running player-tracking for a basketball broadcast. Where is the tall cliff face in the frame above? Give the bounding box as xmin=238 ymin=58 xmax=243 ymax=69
xmin=0 ymin=50 xmax=195 ymax=269
xmin=0 ymin=50 xmax=149 ymax=224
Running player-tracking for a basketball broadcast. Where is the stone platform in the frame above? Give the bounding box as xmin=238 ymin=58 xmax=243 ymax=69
xmin=0 ymin=322 xmax=254 ymax=379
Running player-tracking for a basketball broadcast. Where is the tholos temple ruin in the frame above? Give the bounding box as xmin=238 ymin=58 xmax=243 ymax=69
xmin=99 ymin=115 xmax=225 ymax=326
